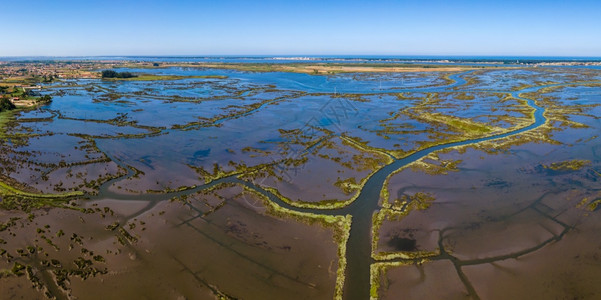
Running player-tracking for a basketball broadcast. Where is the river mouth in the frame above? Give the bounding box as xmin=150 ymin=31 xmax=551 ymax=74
xmin=1 ymin=66 xmax=601 ymax=299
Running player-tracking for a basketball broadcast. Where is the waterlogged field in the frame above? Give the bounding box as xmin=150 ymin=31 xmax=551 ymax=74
xmin=1 ymin=65 xmax=601 ymax=300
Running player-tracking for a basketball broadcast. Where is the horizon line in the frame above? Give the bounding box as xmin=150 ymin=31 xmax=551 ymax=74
xmin=2 ymin=54 xmax=601 ymax=59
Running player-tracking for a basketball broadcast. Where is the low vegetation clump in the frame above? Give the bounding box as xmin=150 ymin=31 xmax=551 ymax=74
xmin=543 ymin=159 xmax=591 ymax=171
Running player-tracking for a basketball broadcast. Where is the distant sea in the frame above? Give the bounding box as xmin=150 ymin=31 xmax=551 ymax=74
xmin=2 ymin=55 xmax=601 ymax=67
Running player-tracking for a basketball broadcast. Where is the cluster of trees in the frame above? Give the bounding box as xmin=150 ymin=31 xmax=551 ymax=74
xmin=23 ymin=89 xmax=41 ymax=97
xmin=101 ymin=70 xmax=137 ymax=78
xmin=0 ymin=96 xmax=16 ymax=112
xmin=38 ymin=95 xmax=52 ymax=103
xmin=42 ymin=75 xmax=55 ymax=83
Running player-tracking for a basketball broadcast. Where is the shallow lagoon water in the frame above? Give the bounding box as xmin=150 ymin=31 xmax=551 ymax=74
xmin=1 ymin=66 xmax=601 ymax=299
xmin=115 ymin=67 xmax=447 ymax=93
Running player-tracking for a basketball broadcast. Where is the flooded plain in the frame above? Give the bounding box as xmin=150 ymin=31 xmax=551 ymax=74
xmin=1 ymin=66 xmax=601 ymax=299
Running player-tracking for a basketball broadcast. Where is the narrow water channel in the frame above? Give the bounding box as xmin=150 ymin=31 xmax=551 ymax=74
xmin=89 ymin=71 xmax=551 ymax=300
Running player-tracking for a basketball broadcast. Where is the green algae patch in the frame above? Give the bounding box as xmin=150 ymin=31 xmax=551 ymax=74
xmin=543 ymin=160 xmax=591 ymax=171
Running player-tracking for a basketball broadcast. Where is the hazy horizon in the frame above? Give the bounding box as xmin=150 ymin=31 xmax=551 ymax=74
xmin=2 ymin=55 xmax=601 ymax=60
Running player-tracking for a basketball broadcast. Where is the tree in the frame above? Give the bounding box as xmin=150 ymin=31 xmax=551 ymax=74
xmin=0 ymin=97 xmax=16 ymax=112
xmin=119 ymin=72 xmax=136 ymax=78
xmin=101 ymin=70 xmax=118 ymax=78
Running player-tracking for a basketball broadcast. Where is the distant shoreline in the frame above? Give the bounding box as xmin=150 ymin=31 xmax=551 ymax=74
xmin=2 ymin=55 xmax=601 ymax=66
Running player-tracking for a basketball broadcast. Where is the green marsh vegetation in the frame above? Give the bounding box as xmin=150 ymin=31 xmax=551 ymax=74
xmin=543 ymin=159 xmax=591 ymax=171
xmin=2 ymin=64 xmax=601 ymax=299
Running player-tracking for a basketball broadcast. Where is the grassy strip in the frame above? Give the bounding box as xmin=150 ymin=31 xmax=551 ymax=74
xmin=340 ymin=135 xmax=395 ymax=163
xmin=0 ymin=180 xmax=84 ymax=211
xmin=0 ymin=181 xmax=83 ymax=199
xmin=262 ymin=185 xmax=356 ymax=210
xmin=415 ymin=112 xmax=498 ymax=136
xmin=369 ymin=261 xmax=428 ymax=300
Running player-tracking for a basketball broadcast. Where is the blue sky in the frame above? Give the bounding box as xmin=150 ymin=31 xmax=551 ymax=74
xmin=2 ymin=0 xmax=600 ymax=56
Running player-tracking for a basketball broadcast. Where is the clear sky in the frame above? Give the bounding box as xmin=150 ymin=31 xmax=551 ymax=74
xmin=2 ymin=0 xmax=600 ymax=57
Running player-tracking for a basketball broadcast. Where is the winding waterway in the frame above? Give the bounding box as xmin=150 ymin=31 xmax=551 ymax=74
xmin=82 ymin=70 xmax=564 ymax=299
